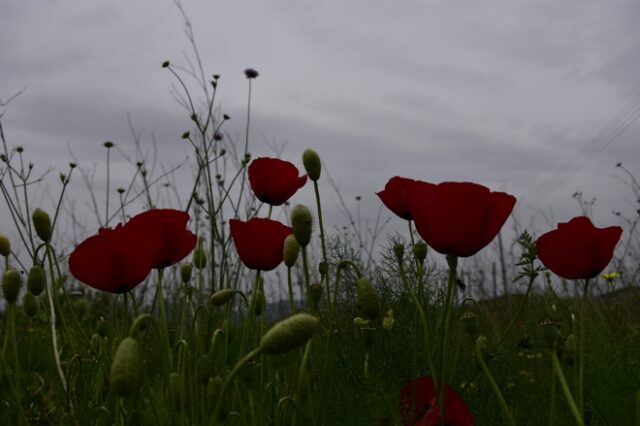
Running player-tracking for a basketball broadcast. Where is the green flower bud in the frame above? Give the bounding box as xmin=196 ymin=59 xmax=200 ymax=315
xmin=283 ymin=234 xmax=300 ymax=267
xmin=180 ymin=263 xmax=193 ymax=283
xmin=193 ymin=240 xmax=207 ymax=269
xmin=0 ymin=234 xmax=10 ymax=257
xmin=309 ymin=282 xmax=323 ymax=308
xmin=356 ymin=277 xmax=381 ymax=321
xmin=291 ymin=204 xmax=312 ymax=247
xmin=302 ymin=149 xmax=321 ymax=181
xmin=27 ymin=265 xmax=46 ymax=296
xmin=460 ymin=311 xmax=479 ymax=337
xmin=393 ymin=243 xmax=404 ymax=260
xmin=2 ymin=268 xmax=22 ymax=304
xmin=318 ymin=261 xmax=328 ymax=277
xmin=209 ymin=288 xmax=235 ymax=307
xmin=32 ymin=208 xmax=52 ymax=242
xmin=259 ymin=313 xmax=320 ymax=354
xmin=110 ymin=337 xmax=142 ymax=397
xmin=23 ymin=291 xmax=38 ymax=317
xmin=413 ymin=241 xmax=428 ymax=263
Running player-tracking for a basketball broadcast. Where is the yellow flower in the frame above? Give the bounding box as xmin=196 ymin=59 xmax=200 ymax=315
xmin=383 ymin=309 xmax=395 ymax=330
xmin=602 ymin=272 xmax=620 ymax=283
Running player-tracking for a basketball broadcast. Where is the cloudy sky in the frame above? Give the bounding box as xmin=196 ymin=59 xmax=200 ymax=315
xmin=2 ymin=0 xmax=640 ymax=263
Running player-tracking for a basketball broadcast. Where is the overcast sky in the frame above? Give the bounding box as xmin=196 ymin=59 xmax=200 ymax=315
xmin=1 ymin=0 xmax=640 ymax=264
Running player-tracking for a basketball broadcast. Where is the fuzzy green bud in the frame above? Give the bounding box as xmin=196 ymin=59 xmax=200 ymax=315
xmin=27 ymin=265 xmax=46 ymax=296
xmin=2 ymin=268 xmax=22 ymax=304
xmin=413 ymin=241 xmax=428 ymax=263
xmin=302 ymin=149 xmax=321 ymax=181
xmin=110 ymin=337 xmax=142 ymax=397
xmin=193 ymin=244 xmax=207 ymax=270
xmin=0 ymin=234 xmax=10 ymax=257
xmin=209 ymin=288 xmax=235 ymax=307
xmin=291 ymin=204 xmax=313 ymax=247
xmin=32 ymin=208 xmax=52 ymax=242
xmin=393 ymin=243 xmax=404 ymax=260
xmin=180 ymin=263 xmax=193 ymax=283
xmin=356 ymin=277 xmax=381 ymax=321
xmin=318 ymin=261 xmax=328 ymax=277
xmin=283 ymin=234 xmax=300 ymax=267
xmin=309 ymin=282 xmax=323 ymax=308
xmin=23 ymin=291 xmax=38 ymax=317
xmin=259 ymin=313 xmax=320 ymax=354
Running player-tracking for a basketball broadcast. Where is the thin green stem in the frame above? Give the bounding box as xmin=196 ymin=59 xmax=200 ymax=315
xmin=578 ymin=278 xmax=590 ymax=417
xmin=287 ymin=266 xmax=296 ymax=313
xmin=312 ymin=180 xmax=329 ymax=301
xmin=551 ymin=351 xmax=584 ymax=426
xmin=239 ymin=271 xmax=262 ymax=356
xmin=475 ymin=338 xmax=514 ymax=426
xmin=301 ymin=248 xmax=312 ymax=312
xmin=155 ymin=269 xmax=174 ymax=370
xmin=495 ymin=272 xmax=536 ymax=348
xmin=438 ymin=255 xmax=458 ymax=424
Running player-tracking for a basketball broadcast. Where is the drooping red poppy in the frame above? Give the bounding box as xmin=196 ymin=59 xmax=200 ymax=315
xmin=400 ymin=376 xmax=474 ymax=426
xmin=536 ymin=216 xmax=622 ymax=280
xmin=248 ymin=157 xmax=307 ymax=206
xmin=377 ymin=176 xmax=435 ymax=220
xmin=124 ymin=209 xmax=197 ymax=269
xmin=230 ymin=218 xmax=292 ymax=271
xmin=410 ymin=182 xmax=516 ymax=257
xmin=69 ymin=224 xmax=154 ymax=293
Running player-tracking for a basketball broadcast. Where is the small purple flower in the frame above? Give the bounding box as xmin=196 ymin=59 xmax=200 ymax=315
xmin=244 ymin=68 xmax=259 ymax=79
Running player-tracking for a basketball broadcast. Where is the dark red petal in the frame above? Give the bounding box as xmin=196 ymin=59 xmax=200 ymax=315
xmin=230 ymin=218 xmax=292 ymax=271
xmin=377 ymin=176 xmax=435 ymax=220
xmin=400 ymin=376 xmax=474 ymax=426
xmin=248 ymin=158 xmax=307 ymax=206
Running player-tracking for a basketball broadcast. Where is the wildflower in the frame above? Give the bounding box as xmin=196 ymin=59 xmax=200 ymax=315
xmin=602 ymin=272 xmax=620 ymax=283
xmin=124 ymin=209 xmax=197 ymax=269
xmin=248 ymin=157 xmax=307 ymax=206
xmin=410 ymin=182 xmax=516 ymax=257
xmin=536 ymin=216 xmax=622 ymax=280
xmin=230 ymin=218 xmax=292 ymax=271
xmin=377 ymin=176 xmax=435 ymax=221
xmin=400 ymin=376 xmax=475 ymax=426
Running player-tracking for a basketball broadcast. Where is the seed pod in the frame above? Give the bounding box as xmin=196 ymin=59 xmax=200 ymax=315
xmin=309 ymin=282 xmax=323 ymax=308
xmin=32 ymin=208 xmax=52 ymax=242
xmin=27 ymin=265 xmax=46 ymax=296
xmin=283 ymin=234 xmax=300 ymax=267
xmin=2 ymin=268 xmax=22 ymax=304
xmin=0 ymin=234 xmax=10 ymax=257
xmin=180 ymin=263 xmax=193 ymax=283
xmin=460 ymin=311 xmax=479 ymax=337
xmin=259 ymin=313 xmax=320 ymax=355
xmin=209 ymin=288 xmax=235 ymax=307
xmin=356 ymin=277 xmax=381 ymax=321
xmin=413 ymin=242 xmax=428 ymax=263
xmin=302 ymin=149 xmax=321 ymax=181
xmin=110 ymin=337 xmax=142 ymax=397
xmin=23 ymin=291 xmax=38 ymax=317
xmin=291 ymin=205 xmax=312 ymax=247
xmin=318 ymin=261 xmax=328 ymax=277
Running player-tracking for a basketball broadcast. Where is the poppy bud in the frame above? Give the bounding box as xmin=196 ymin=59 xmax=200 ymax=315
xmin=162 ymin=60 xmax=170 ymax=68
xmin=302 ymin=149 xmax=321 ymax=181
xmin=291 ymin=205 xmax=313 ymax=247
xmin=309 ymin=282 xmax=323 ymax=308
xmin=259 ymin=313 xmax=320 ymax=354
xmin=168 ymin=372 xmax=183 ymax=410
xmin=318 ymin=261 xmax=328 ymax=277
xmin=283 ymin=234 xmax=300 ymax=267
xmin=413 ymin=241 xmax=428 ymax=263
xmin=32 ymin=208 xmax=52 ymax=242
xmin=460 ymin=311 xmax=479 ymax=337
xmin=0 ymin=234 xmax=10 ymax=257
xmin=23 ymin=291 xmax=38 ymax=317
xmin=193 ymin=247 xmax=207 ymax=269
xmin=393 ymin=243 xmax=404 ymax=260
xmin=356 ymin=277 xmax=381 ymax=321
xmin=2 ymin=268 xmax=22 ymax=304
xmin=110 ymin=337 xmax=142 ymax=397
xmin=27 ymin=265 xmax=46 ymax=296
xmin=253 ymin=290 xmax=265 ymax=316
xmin=209 ymin=288 xmax=235 ymax=307
xmin=180 ymin=263 xmax=193 ymax=283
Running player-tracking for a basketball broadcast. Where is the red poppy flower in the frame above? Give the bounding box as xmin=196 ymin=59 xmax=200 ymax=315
xmin=69 ymin=225 xmax=154 ymax=293
xmin=248 ymin=157 xmax=307 ymax=206
xmin=400 ymin=376 xmax=474 ymax=426
xmin=230 ymin=218 xmax=292 ymax=271
xmin=124 ymin=209 xmax=197 ymax=269
xmin=410 ymin=182 xmax=516 ymax=257
xmin=536 ymin=216 xmax=622 ymax=280
xmin=377 ymin=176 xmax=435 ymax=220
